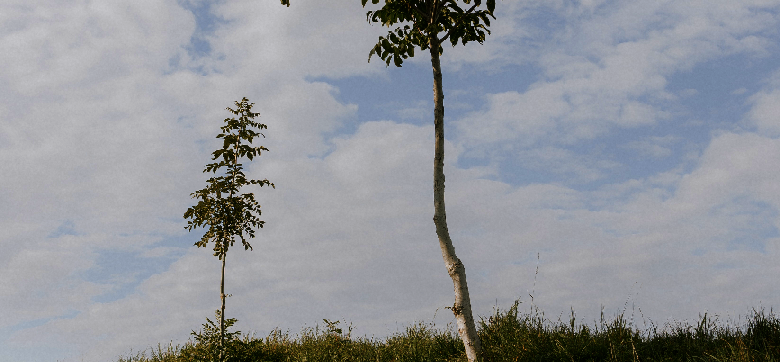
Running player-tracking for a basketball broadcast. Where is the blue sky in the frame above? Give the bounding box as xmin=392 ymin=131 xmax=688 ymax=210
xmin=2 ymin=0 xmax=780 ymax=361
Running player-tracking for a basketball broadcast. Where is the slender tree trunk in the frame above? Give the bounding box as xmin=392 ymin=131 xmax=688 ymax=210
xmin=219 ymin=142 xmax=240 ymax=362
xmin=220 ymin=253 xmax=226 ymax=362
xmin=429 ymin=35 xmax=482 ymax=362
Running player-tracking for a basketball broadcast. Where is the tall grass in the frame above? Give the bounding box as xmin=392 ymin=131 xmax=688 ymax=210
xmin=118 ymin=301 xmax=779 ymax=362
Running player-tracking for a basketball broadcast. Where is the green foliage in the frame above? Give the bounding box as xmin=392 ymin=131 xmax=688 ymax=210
xmin=382 ymin=321 xmax=464 ymax=361
xmin=183 ymin=97 xmax=274 ymax=260
xmin=120 ymin=303 xmax=780 ymax=361
xmin=119 ymin=302 xmax=780 ymax=362
xmin=184 ymin=310 xmax=243 ymax=361
xmin=361 ymin=0 xmax=496 ymax=66
xmin=280 ymin=0 xmax=290 ymax=6
xmin=476 ymin=302 xmax=780 ymax=362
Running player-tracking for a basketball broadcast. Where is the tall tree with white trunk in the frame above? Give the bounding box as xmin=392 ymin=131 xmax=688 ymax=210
xmin=360 ymin=1 xmax=496 ymax=361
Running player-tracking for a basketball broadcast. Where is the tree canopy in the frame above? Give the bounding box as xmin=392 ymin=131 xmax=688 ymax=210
xmin=363 ymin=0 xmax=495 ymax=67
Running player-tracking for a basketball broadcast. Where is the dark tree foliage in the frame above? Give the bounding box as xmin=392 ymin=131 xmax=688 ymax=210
xmin=363 ymin=0 xmax=495 ymax=66
xmin=184 ymin=97 xmax=274 ymax=260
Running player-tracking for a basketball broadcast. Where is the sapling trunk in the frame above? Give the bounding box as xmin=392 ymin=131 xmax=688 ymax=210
xmin=220 ymin=253 xmax=226 ymax=362
xmin=219 ymin=140 xmax=240 ymax=362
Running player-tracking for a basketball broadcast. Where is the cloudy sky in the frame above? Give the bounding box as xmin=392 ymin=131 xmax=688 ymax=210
xmin=2 ymin=0 xmax=780 ymax=360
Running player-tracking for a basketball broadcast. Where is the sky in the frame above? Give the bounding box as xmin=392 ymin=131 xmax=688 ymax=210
xmin=1 ymin=0 xmax=780 ymax=360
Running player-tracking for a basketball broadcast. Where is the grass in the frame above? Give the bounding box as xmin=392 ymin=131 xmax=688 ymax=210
xmin=117 ymin=300 xmax=780 ymax=362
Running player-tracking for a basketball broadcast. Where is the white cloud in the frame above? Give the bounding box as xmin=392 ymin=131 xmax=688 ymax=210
xmin=455 ymin=0 xmax=779 ymax=148
xmin=456 ymin=89 xmax=567 ymax=146
xmin=11 ymin=250 xmax=219 ymax=362
xmin=511 ymin=146 xmax=620 ymax=183
xmin=746 ymin=70 xmax=780 ymax=137
xmin=0 ymin=1 xmax=372 ymax=359
xmin=0 ymin=235 xmax=105 ymax=327
xmin=2 ymin=0 xmax=780 ymax=361
xmin=208 ymin=0 xmax=388 ymax=79
xmin=0 ymin=0 xmax=199 ymax=336
xmin=396 ymin=100 xmax=430 ymax=121
xmin=13 ymin=120 xmax=446 ymax=361
xmin=444 ymin=132 xmax=780 ymax=330
xmin=437 ymin=1 xmax=541 ymax=71
xmin=623 ymin=135 xmax=680 ymax=158
xmin=674 ymin=132 xmax=780 ymax=211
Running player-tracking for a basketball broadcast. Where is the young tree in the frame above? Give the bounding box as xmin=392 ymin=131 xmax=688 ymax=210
xmin=184 ymin=97 xmax=274 ymax=362
xmin=361 ymin=1 xmax=495 ymax=361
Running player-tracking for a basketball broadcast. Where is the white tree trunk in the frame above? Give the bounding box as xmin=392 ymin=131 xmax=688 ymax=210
xmin=429 ymin=35 xmax=482 ymax=362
